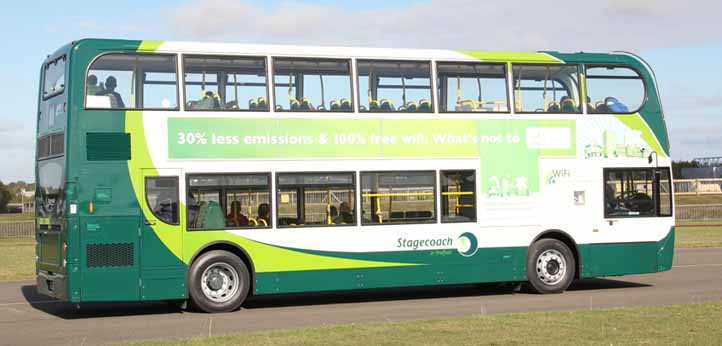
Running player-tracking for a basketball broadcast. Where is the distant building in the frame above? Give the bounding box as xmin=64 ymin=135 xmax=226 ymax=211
xmin=681 ymin=157 xmax=722 ymax=179
xmin=20 ymin=189 xmax=34 ymax=213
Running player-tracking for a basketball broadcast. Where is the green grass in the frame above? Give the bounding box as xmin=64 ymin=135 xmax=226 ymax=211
xmin=675 ymin=194 xmax=722 ymax=205
xmin=0 ymin=238 xmax=36 ymax=281
xmin=118 ymin=302 xmax=722 ymax=346
xmin=676 ymin=222 xmax=722 ymax=248
xmin=0 ymin=212 xmax=34 ymax=221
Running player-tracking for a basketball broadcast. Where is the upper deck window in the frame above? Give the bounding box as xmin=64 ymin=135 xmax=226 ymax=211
xmin=86 ymin=53 xmax=178 ymax=110
xmin=357 ymin=60 xmax=433 ymax=113
xmin=273 ymin=58 xmax=353 ymax=112
xmin=512 ymin=64 xmax=581 ymax=114
xmin=43 ymin=56 xmax=66 ymax=99
xmin=184 ymin=55 xmax=268 ymax=111
xmin=586 ymin=66 xmax=645 ymax=114
xmin=437 ymin=62 xmax=508 ymax=113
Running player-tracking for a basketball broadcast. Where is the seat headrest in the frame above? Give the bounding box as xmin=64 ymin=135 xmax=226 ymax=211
xmin=340 ymin=98 xmax=352 ymax=110
xmin=289 ymin=98 xmax=300 ymax=110
xmin=369 ymin=100 xmax=380 ymax=111
xmin=300 ymin=97 xmax=313 ymax=110
xmin=405 ymin=101 xmax=418 ymax=112
xmin=419 ymin=98 xmax=432 ymax=111
xmin=605 ymin=97 xmax=629 ymax=112
xmin=380 ymin=99 xmax=394 ymax=111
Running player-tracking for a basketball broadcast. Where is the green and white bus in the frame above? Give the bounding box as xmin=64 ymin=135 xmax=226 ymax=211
xmin=35 ymin=39 xmax=674 ymax=312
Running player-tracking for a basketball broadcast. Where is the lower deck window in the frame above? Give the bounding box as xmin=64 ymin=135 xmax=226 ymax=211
xmin=187 ymin=173 xmax=271 ymax=229
xmin=146 ymin=176 xmax=179 ymax=225
xmin=361 ymin=171 xmax=436 ymax=225
xmin=276 ymin=172 xmax=356 ymax=227
xmin=441 ymin=170 xmax=476 ymax=223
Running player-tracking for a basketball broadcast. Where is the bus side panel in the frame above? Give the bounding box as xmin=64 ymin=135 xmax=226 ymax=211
xmin=79 ymin=216 xmax=140 ymax=301
xmin=580 ymin=242 xmax=657 ymax=278
xmin=253 ymin=246 xmax=527 ymax=295
xmin=579 ymin=225 xmax=674 ymax=278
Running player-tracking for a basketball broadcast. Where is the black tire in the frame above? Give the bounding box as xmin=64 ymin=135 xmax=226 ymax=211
xmin=525 ymin=239 xmax=575 ymax=294
xmin=188 ymin=250 xmax=250 ymax=313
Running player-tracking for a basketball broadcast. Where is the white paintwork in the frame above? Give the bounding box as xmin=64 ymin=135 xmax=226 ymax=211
xmin=138 ymin=109 xmax=673 ymax=254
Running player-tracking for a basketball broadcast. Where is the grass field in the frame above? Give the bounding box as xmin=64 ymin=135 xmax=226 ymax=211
xmin=675 ymin=194 xmax=722 ymax=205
xmin=0 ymin=238 xmax=35 ymax=281
xmin=675 ymin=222 xmax=722 ymax=248
xmin=118 ymin=302 xmax=722 ymax=346
xmin=0 ymin=212 xmax=34 ymax=221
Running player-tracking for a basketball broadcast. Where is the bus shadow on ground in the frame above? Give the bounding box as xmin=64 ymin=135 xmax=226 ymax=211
xmin=242 ymin=278 xmax=650 ymax=309
xmin=20 ymin=285 xmax=181 ymax=320
xmin=21 ymin=278 xmax=649 ymax=319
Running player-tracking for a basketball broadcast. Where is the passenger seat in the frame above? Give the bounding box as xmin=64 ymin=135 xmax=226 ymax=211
xmin=340 ymin=98 xmax=352 ymax=111
xmin=419 ymin=98 xmax=432 ymax=112
xmin=300 ymin=97 xmax=314 ymax=111
xmin=380 ymin=99 xmax=394 ymax=112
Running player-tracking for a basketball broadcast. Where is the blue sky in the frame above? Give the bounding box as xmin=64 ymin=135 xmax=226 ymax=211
xmin=1 ymin=0 xmax=721 ymax=182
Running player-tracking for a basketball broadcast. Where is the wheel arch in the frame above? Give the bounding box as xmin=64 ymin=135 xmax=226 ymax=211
xmin=530 ymin=229 xmax=581 ymax=279
xmin=187 ymin=241 xmax=256 ymax=295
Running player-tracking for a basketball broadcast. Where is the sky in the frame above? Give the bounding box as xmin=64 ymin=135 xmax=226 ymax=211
xmin=1 ymin=0 xmax=721 ymax=182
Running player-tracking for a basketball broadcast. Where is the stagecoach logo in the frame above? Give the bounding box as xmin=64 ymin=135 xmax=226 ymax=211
xmin=396 ymin=232 xmax=478 ymax=257
xmin=545 ymin=169 xmax=571 ymax=185
xmin=456 ymin=232 xmax=478 ymax=257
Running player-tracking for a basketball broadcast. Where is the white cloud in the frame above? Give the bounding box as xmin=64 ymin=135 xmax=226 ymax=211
xmin=165 ymin=0 xmax=722 ymax=51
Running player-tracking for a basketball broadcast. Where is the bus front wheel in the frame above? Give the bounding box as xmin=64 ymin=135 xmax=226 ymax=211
xmin=525 ymin=239 xmax=575 ymax=294
xmin=188 ymin=250 xmax=250 ymax=313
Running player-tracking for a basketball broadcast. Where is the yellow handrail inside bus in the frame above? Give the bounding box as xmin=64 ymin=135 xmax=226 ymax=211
xmin=375 ymin=197 xmax=383 ymax=224
xmin=327 ymin=190 xmax=332 ymax=225
xmin=543 ymin=66 xmax=550 ymax=112
xmin=362 ymin=192 xmax=434 ymax=197
xmin=515 ymin=66 xmax=522 ymax=112
xmin=441 ymin=191 xmax=474 ymax=196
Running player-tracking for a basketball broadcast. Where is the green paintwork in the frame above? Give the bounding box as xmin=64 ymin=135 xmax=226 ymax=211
xmin=35 ymin=38 xmax=675 ymax=303
xmin=459 ymin=51 xmax=562 ymax=64
xmin=614 ymin=114 xmax=667 ymax=158
xmin=579 ymin=226 xmax=675 ymax=278
xmin=656 ymin=226 xmax=675 ymax=272
xmin=545 ymin=51 xmax=670 ymax=156
xmin=137 ymin=40 xmax=163 ymax=52
xmin=254 ymin=246 xmax=527 ymax=294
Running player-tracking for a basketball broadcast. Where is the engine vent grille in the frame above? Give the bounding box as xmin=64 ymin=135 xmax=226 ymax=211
xmin=87 ymin=243 xmax=134 ymax=267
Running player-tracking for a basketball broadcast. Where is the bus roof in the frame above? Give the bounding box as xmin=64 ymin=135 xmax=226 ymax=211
xmin=67 ymin=38 xmax=640 ymax=65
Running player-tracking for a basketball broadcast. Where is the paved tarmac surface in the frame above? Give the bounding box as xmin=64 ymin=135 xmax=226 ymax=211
xmin=1 ymin=248 xmax=721 ymax=346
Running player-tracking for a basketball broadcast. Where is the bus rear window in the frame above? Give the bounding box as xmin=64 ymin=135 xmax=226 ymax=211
xmin=586 ymin=66 xmax=645 ymax=114
xmin=43 ymin=56 xmax=66 ymax=98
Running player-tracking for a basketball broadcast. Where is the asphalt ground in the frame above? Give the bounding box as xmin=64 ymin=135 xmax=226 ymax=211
xmin=1 ymin=248 xmax=721 ymax=346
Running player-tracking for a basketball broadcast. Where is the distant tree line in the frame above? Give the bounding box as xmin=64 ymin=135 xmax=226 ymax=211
xmin=0 ymin=181 xmax=12 ymax=213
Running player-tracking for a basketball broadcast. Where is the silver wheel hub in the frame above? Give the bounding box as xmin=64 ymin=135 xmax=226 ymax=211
xmin=536 ymin=249 xmax=567 ymax=285
xmin=201 ymin=263 xmax=240 ymax=303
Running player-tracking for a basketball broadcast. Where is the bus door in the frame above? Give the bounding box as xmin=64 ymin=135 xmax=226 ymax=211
xmin=139 ymin=169 xmax=186 ymax=300
xmin=595 ymin=168 xmax=659 ymax=275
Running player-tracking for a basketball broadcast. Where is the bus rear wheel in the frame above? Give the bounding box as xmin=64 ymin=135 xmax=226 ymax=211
xmin=188 ymin=250 xmax=250 ymax=313
xmin=525 ymin=239 xmax=575 ymax=294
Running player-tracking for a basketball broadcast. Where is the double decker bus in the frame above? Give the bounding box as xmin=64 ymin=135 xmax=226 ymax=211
xmin=35 ymin=39 xmax=674 ymax=312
